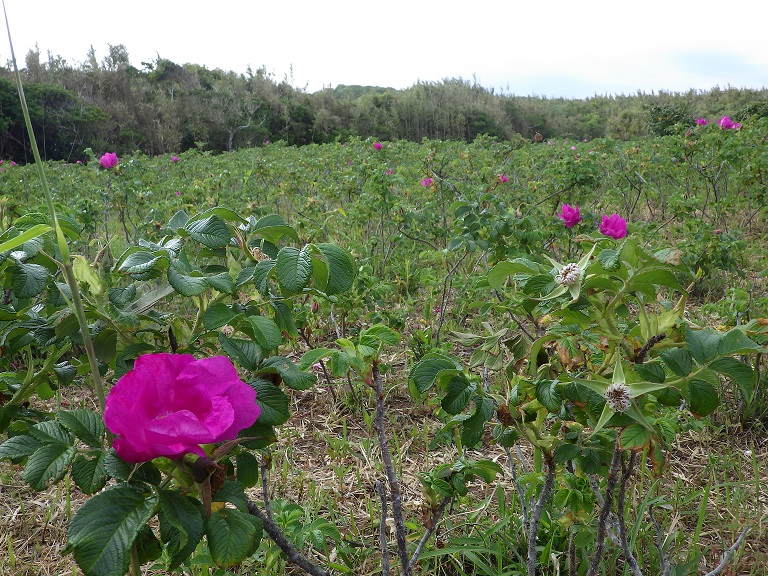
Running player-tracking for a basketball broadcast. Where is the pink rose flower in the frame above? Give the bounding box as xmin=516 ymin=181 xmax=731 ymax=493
xmin=99 ymin=152 xmax=119 ymax=169
xmin=420 ymin=177 xmax=433 ymax=187
xmin=695 ymin=118 xmax=708 ymax=126
xmin=373 ymin=142 xmax=383 ymax=150
xmin=104 ymin=353 xmax=260 ymax=463
xmin=718 ymin=116 xmax=734 ymax=130
xmin=498 ymin=173 xmax=508 ymax=183
xmin=599 ymin=213 xmax=627 ymax=239
xmin=172 ymin=155 xmax=179 ymax=163
xmin=557 ymin=204 xmax=581 ymax=228
xmin=175 ymin=191 xmax=181 ymax=196
xmin=732 ymin=122 xmax=742 ymax=130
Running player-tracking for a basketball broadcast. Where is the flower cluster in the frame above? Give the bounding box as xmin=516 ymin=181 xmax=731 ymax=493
xmin=420 ymin=177 xmax=433 ymax=187
xmin=695 ymin=116 xmax=741 ymax=130
xmin=557 ymin=204 xmax=627 ymax=239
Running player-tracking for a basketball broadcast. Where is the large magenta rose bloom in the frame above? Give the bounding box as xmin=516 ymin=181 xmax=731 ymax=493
xmin=557 ymin=203 xmax=581 ymax=228
xmin=599 ymin=213 xmax=627 ymax=239
xmin=99 ymin=152 xmax=119 ymax=169
xmin=104 ymin=353 xmax=260 ymax=463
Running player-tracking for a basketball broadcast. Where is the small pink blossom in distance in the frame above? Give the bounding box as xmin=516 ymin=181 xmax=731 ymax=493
xmin=714 ymin=229 xmax=722 ymax=234
xmin=171 ymin=155 xmax=179 ymax=163
xmin=695 ymin=118 xmax=708 ymax=125
xmin=599 ymin=213 xmax=628 ymax=239
xmin=732 ymin=122 xmax=742 ymax=130
xmin=104 ymin=353 xmax=260 ymax=463
xmin=10 ymin=161 xmax=16 ymax=166
xmin=557 ymin=204 xmax=582 ymax=228
xmin=570 ymin=146 xmax=576 ymax=150
xmin=99 ymin=152 xmax=119 ymax=169
xmin=498 ymin=173 xmax=508 ymax=183
xmin=175 ymin=191 xmax=181 ymax=196
xmin=373 ymin=142 xmax=383 ymax=150
xmin=420 ymin=177 xmax=433 ymax=187
xmin=264 ymin=139 xmax=270 ymax=144
xmin=718 ymin=116 xmax=734 ymax=129
xmin=384 ymin=168 xmax=393 ymax=175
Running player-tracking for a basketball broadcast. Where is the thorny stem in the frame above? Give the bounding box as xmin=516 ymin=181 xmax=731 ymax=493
xmin=376 ymin=481 xmax=392 ymax=576
xmin=504 ymin=445 xmax=530 ymax=531
xmin=435 ymin=252 xmax=467 ymax=345
xmin=649 ymin=504 xmax=673 ymax=576
xmin=372 ymin=364 xmax=412 ymax=576
xmin=702 ymin=526 xmax=751 ymax=576
xmin=588 ymin=477 xmax=621 ymax=546
xmin=408 ymin=496 xmax=453 ymax=571
xmin=617 ymin=452 xmax=643 ymax=576
xmin=246 ymin=496 xmax=335 ymax=576
xmin=527 ymin=452 xmax=555 ymax=576
xmin=587 ymin=441 xmax=623 ymax=576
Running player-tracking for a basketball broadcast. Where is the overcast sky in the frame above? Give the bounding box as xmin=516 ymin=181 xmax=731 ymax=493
xmin=4 ymin=0 xmax=767 ymax=98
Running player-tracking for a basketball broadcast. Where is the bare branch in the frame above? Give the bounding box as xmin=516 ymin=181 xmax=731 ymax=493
xmin=373 ymin=364 xmax=412 ymax=576
xmin=703 ymin=526 xmax=751 ymax=576
xmin=376 ymin=481 xmax=392 ymax=576
xmin=409 ymin=496 xmax=453 ymax=571
xmin=527 ymin=453 xmax=556 ymax=576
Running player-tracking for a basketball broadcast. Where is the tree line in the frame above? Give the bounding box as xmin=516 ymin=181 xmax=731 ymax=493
xmin=2 ymin=44 xmax=768 ymax=162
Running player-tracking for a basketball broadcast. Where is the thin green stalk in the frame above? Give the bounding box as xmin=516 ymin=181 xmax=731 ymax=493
xmin=3 ymin=3 xmax=107 ymax=418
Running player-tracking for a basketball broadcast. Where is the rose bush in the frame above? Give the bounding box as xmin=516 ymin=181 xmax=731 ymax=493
xmin=104 ymin=353 xmax=260 ymax=463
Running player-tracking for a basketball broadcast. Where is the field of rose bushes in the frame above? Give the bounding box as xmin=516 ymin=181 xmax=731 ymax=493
xmin=1 ymin=118 xmax=768 ymax=576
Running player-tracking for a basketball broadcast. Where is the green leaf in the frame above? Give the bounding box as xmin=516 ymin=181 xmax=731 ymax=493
xmin=555 ymin=443 xmax=580 ymax=464
xmin=92 ymin=328 xmax=117 ymax=365
xmin=158 ymin=490 xmax=206 ymax=570
xmin=28 ymin=420 xmax=73 ymax=445
xmin=717 ymin=328 xmax=765 ymax=356
xmin=260 ymin=356 xmax=315 ymax=390
xmin=250 ymin=214 xmax=299 ymax=244
xmin=0 ymin=223 xmax=52 ymax=253
xmin=709 ymin=357 xmax=756 ymax=401
xmin=250 ymin=378 xmax=290 ymax=426
xmin=103 ymin=452 xmax=162 ymax=485
xmin=72 ymin=254 xmax=105 ymax=295
xmin=118 ymin=251 xmax=163 ymax=275
xmin=487 ymin=259 xmax=537 ymax=290
xmin=619 ymin=424 xmax=651 ymax=450
xmin=206 ymin=272 xmax=235 ymax=294
xmin=685 ymin=324 xmax=721 ymax=365
xmin=360 ymin=324 xmax=401 ymax=347
xmin=71 ymin=453 xmax=108 ymax=494
xmin=535 ymin=380 xmax=562 ymax=412
xmin=630 ymin=269 xmax=684 ymax=292
xmin=57 ymin=409 xmax=105 ymax=448
xmin=297 ymin=348 xmax=335 ymax=370
xmin=135 ymin=524 xmax=162 ymax=564
xmin=184 ymin=215 xmax=231 ymax=248
xmin=11 ymin=261 xmax=49 ymax=298
xmin=67 ymin=483 xmax=159 ymax=576
xmin=687 ymin=378 xmax=719 ymax=417
xmin=634 ymin=362 xmax=665 ymax=384
xmin=202 ymin=302 xmax=239 ymax=331
xmin=315 ymin=243 xmax=357 ymax=295
xmin=660 ymin=347 xmax=692 ymax=377
xmin=206 ymin=508 xmax=263 ymax=568
xmin=218 ymin=334 xmax=263 ymax=370
xmin=441 ymin=375 xmax=475 ymax=415
xmin=168 ymin=210 xmax=190 ymax=230
xmin=212 ymin=480 xmax=249 ymax=512
xmin=236 ymin=452 xmax=260 ymax=488
xmin=0 ymin=434 xmax=43 ymax=459
xmin=471 ymin=460 xmax=504 ymax=483
xmin=247 ymin=315 xmax=283 ymax=351
xmin=410 ymin=353 xmax=461 ymax=394
xmin=23 ymin=444 xmax=77 ymax=490
xmin=168 ymin=267 xmax=209 ymax=296
xmin=597 ymin=248 xmax=621 ymax=271
xmin=274 ymin=246 xmax=313 ymax=293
